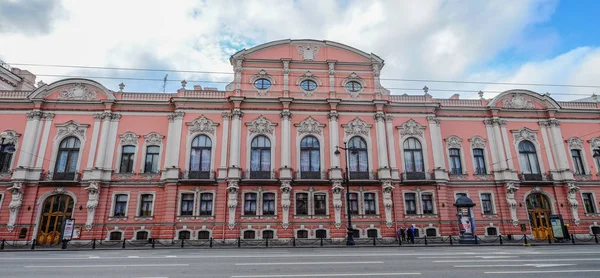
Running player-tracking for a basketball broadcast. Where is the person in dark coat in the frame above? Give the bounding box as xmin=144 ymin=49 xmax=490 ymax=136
xmin=400 ymin=227 xmax=406 ymax=242
xmin=407 ymin=225 xmax=415 ymax=243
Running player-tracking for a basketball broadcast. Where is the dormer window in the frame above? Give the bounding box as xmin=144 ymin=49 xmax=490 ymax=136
xmin=300 ymin=80 xmax=318 ymax=91
xmin=345 ymin=81 xmax=362 ymax=92
xmin=254 ymin=78 xmax=272 ymax=90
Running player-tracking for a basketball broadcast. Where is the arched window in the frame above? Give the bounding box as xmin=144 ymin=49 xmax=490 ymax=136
xmin=367 ymin=229 xmax=378 ymax=238
xmin=425 ymin=228 xmax=437 ymax=237
xmin=486 ymin=227 xmax=498 ymax=236
xmin=250 ymin=136 xmax=271 ymax=179
xmin=473 ymin=148 xmax=486 ymax=175
xmin=119 ymin=145 xmax=135 ymax=173
xmin=403 ymin=138 xmax=425 ymax=180
xmin=348 ymin=136 xmax=369 ymax=179
xmin=0 ymin=142 xmax=15 ymax=173
xmin=54 ymin=136 xmax=81 ymax=180
xmin=449 ymin=148 xmax=462 ymax=174
xmin=190 ymin=135 xmax=212 ymax=179
xmin=300 ymin=136 xmax=320 ymax=179
xmin=518 ymin=141 xmax=541 ymax=180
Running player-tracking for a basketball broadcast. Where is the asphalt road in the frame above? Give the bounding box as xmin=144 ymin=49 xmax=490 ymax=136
xmin=1 ymin=245 xmax=599 ymax=278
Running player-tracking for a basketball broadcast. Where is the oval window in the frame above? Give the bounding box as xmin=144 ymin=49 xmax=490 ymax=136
xmin=300 ymin=80 xmax=318 ymax=91
xmin=345 ymin=81 xmax=362 ymax=92
xmin=254 ymin=78 xmax=272 ymax=90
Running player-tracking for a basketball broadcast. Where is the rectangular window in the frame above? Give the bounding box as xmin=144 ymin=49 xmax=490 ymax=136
xmin=0 ymin=144 xmax=14 ymax=173
xmin=296 ymin=193 xmax=308 ymax=215
xmin=199 ymin=193 xmax=213 ymax=216
xmin=120 ymin=145 xmax=135 ymax=173
xmin=363 ymin=193 xmax=376 ymax=215
xmin=244 ymin=193 xmax=257 ymax=215
xmin=314 ymin=193 xmax=326 ymax=215
xmin=583 ymin=193 xmax=596 ymax=214
xmin=144 ymin=146 xmax=160 ymax=173
xmin=113 ymin=194 xmax=128 ymax=217
xmin=449 ymin=148 xmax=462 ymax=175
xmin=571 ymin=149 xmax=586 ymax=175
xmin=481 ymin=193 xmax=493 ymax=214
xmin=263 ymin=193 xmax=275 ymax=215
xmin=405 ymin=193 xmax=417 ymax=215
xmin=422 ymin=194 xmax=433 ymax=214
xmin=348 ymin=193 xmax=359 ymax=215
xmin=180 ymin=193 xmax=194 ymax=216
xmin=473 ymin=148 xmax=486 ymax=175
xmin=139 ymin=194 xmax=153 ymax=217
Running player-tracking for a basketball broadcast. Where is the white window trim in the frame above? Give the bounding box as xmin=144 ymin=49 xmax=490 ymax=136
xmin=260 ymin=228 xmax=277 ymax=239
xmin=184 ymin=131 xmax=217 ymax=174
xmin=402 ymin=191 xmax=419 ymax=215
xmin=294 ymin=228 xmax=310 ymax=239
xmin=241 ymin=190 xmax=278 ymax=216
xmin=313 ymin=227 xmax=330 ymax=239
xmin=109 ymin=192 xmax=130 ymax=219
xmin=132 ymin=227 xmax=151 ymax=241
xmin=311 ymin=191 xmax=329 ymax=216
xmin=140 ymin=132 xmax=164 ymax=173
xmin=0 ymin=130 xmax=20 ymax=172
xmin=341 ymin=72 xmax=367 ymax=97
xmin=178 ymin=190 xmax=197 ymax=217
xmin=478 ymin=191 xmax=497 ymax=215
xmin=295 ymin=71 xmax=323 ymax=95
xmin=295 ymin=134 xmax=325 ymax=178
xmin=241 ymin=228 xmax=258 ymax=239
xmin=294 ymin=191 xmax=310 ymax=216
xmin=249 ymin=69 xmax=276 ymax=95
xmin=580 ymin=191 xmax=598 ymax=214
xmin=49 ymin=131 xmax=87 ymax=174
xmin=135 ymin=192 xmax=156 ymax=219
xmin=484 ymin=224 xmax=500 ymax=236
xmin=365 ymin=227 xmax=381 ymax=238
xmin=567 ymin=137 xmax=591 ymax=175
xmin=512 ymin=129 xmax=546 ymax=175
xmin=399 ymin=136 xmax=431 ymax=175
xmin=106 ymin=228 xmax=124 ymax=241
xmin=245 ymin=133 xmax=277 ymax=179
xmin=115 ymin=132 xmax=140 ymax=173
xmin=469 ymin=136 xmax=491 ymax=175
xmin=420 ymin=191 xmax=437 ymax=215
xmin=445 ymin=136 xmax=467 ymax=175
xmin=342 ymin=134 xmax=374 ymax=177
xmin=345 ymin=190 xmax=380 ymax=216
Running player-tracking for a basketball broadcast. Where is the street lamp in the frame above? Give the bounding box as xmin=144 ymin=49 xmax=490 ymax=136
xmin=335 ymin=141 xmax=357 ymax=246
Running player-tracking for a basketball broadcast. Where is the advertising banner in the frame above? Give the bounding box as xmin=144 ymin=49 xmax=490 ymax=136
xmin=62 ymin=219 xmax=75 ymax=241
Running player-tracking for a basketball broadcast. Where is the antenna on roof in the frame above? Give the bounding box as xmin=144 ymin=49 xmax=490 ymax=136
xmin=162 ymin=74 xmax=168 ymax=92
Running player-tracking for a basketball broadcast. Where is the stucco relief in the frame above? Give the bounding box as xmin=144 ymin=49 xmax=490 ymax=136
xmin=56 ymin=120 xmax=88 ymax=139
xmin=246 ymin=115 xmax=277 ymax=135
xmin=280 ymin=180 xmax=292 ymax=229
xmin=343 ymin=117 xmax=372 ymax=137
xmin=331 ymin=180 xmax=343 ymax=229
xmin=512 ymin=127 xmax=537 ymax=143
xmin=296 ymin=44 xmax=320 ymax=61
xmin=568 ymin=137 xmax=583 ymax=150
xmin=502 ymin=94 xmax=535 ymax=109
xmin=445 ymin=136 xmax=462 ymax=149
xmin=295 ymin=116 xmax=325 ymax=135
xmin=249 ymin=69 xmax=275 ymax=96
xmin=59 ymin=83 xmax=98 ymax=100
xmin=469 ymin=136 xmax=487 ymax=149
xmin=398 ymin=119 xmax=425 ymax=137
xmin=7 ymin=182 xmax=24 ymax=232
xmin=120 ymin=132 xmax=139 ymax=146
xmin=567 ymin=182 xmax=581 ymax=226
xmin=589 ymin=138 xmax=600 ymax=150
xmin=144 ymin=132 xmax=164 ymax=145
xmin=506 ymin=182 xmax=519 ymax=226
xmin=382 ymin=180 xmax=394 ymax=228
xmin=342 ymin=72 xmax=366 ymax=98
xmin=85 ymin=182 xmax=100 ymax=231
xmin=187 ymin=115 xmax=219 ymax=134
xmin=296 ymin=71 xmax=322 ymax=96
xmin=0 ymin=130 xmax=20 ymax=145
xmin=227 ymin=180 xmax=239 ymax=229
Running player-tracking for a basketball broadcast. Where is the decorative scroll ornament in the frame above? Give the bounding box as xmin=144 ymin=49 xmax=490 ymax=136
xmin=144 ymin=132 xmax=164 ymax=145
xmin=0 ymin=130 xmax=20 ymax=145
xmin=280 ymin=180 xmax=292 ymax=229
xmin=167 ymin=111 xmax=185 ymax=122
xmin=187 ymin=115 xmax=218 ymax=134
xmin=296 ymin=44 xmax=320 ymax=61
xmin=469 ymin=136 xmax=487 ymax=149
xmin=445 ymin=136 xmax=462 ymax=149
xmin=568 ymin=137 xmax=583 ymax=150
xmin=505 ymin=182 xmax=519 ymax=226
xmin=246 ymin=115 xmax=277 ymax=135
xmin=342 ymin=72 xmax=366 ymax=98
xmin=502 ymin=94 xmax=535 ymax=109
xmin=343 ymin=117 xmax=372 ymax=137
xmin=566 ymin=183 xmax=581 ymax=226
xmin=295 ymin=117 xmax=325 ymax=135
xmin=85 ymin=182 xmax=100 ymax=231
xmin=382 ymin=180 xmax=394 ymax=228
xmin=7 ymin=182 xmax=24 ymax=232
xmin=250 ymin=69 xmax=275 ymax=96
xmin=296 ymin=71 xmax=322 ymax=97
xmin=120 ymin=132 xmax=139 ymax=146
xmin=226 ymin=181 xmax=239 ymax=229
xmin=512 ymin=127 xmax=537 ymax=143
xmin=331 ymin=180 xmax=343 ymax=229
xmin=59 ymin=83 xmax=98 ymax=100
xmin=56 ymin=121 xmax=88 ymax=139
xmin=398 ymin=119 xmax=425 ymax=137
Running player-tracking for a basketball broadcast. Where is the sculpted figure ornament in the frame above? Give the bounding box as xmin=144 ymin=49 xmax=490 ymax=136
xmin=227 ymin=181 xmax=239 ymax=229
xmin=398 ymin=119 xmax=425 ymax=137
xmin=295 ymin=116 xmax=325 ymax=135
xmin=7 ymin=182 xmax=24 ymax=232
xmin=332 ymin=180 xmax=343 ymax=228
xmin=343 ymin=118 xmax=371 ymax=137
xmin=382 ymin=180 xmax=394 ymax=228
xmin=246 ymin=115 xmax=277 ymax=135
xmin=85 ymin=182 xmax=100 ymax=231
xmin=567 ymin=182 xmax=581 ymax=226
xmin=502 ymin=94 xmax=535 ymax=109
xmin=297 ymin=44 xmax=320 ymax=61
xmin=280 ymin=180 xmax=292 ymax=229
xmin=506 ymin=182 xmax=519 ymax=226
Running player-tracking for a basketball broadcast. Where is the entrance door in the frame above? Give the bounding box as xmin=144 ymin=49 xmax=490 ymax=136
xmin=526 ymin=194 xmax=553 ymax=240
xmin=37 ymin=195 xmax=74 ymax=245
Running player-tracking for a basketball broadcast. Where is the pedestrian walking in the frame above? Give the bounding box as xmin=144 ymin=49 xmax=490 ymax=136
xmin=408 ymin=224 xmax=415 ymax=244
xmin=400 ymin=227 xmax=406 ymax=242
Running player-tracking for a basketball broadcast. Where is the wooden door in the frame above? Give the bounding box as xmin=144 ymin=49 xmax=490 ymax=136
xmin=37 ymin=195 xmax=74 ymax=245
xmin=526 ymin=194 xmax=553 ymax=240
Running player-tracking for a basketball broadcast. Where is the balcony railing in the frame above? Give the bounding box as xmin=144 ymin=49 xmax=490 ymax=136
xmin=111 ymin=171 xmax=162 ymax=181
xmin=294 ymin=171 xmax=327 ymax=180
xmin=347 ymin=171 xmax=376 ymax=180
xmin=243 ymin=170 xmax=277 ymax=180
xmin=520 ymin=173 xmax=543 ymax=181
xmin=403 ymin=172 xmax=427 ymax=181
xmin=47 ymin=171 xmax=80 ymax=181
xmin=184 ymin=170 xmax=214 ymax=180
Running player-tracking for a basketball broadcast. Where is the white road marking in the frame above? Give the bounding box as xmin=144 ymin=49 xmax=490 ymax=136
xmin=435 ymin=258 xmax=600 ymax=263
xmin=88 ymin=256 xmax=100 ymax=259
xmin=485 ymin=269 xmax=600 ymax=274
xmin=418 ymin=256 xmax=517 ymax=259
xmin=475 ymin=256 xmax=519 ymax=259
xmin=165 ymin=255 xmax=177 ymax=258
xmin=25 ymin=264 xmax=189 ymax=268
xmin=235 ymin=261 xmax=384 ymax=266
xmin=455 ymin=263 xmax=575 ymax=268
xmin=231 ymin=273 xmax=421 ymax=277
xmin=128 ymin=256 xmax=140 ymax=258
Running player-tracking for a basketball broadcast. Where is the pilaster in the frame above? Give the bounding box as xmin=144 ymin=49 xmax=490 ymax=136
xmin=426 ymin=116 xmax=448 ymax=181
xmin=280 ymin=110 xmax=292 ymax=179
xmin=218 ymin=112 xmax=230 ymax=179
xmin=328 ymin=111 xmax=342 ymax=180
xmin=228 ymin=109 xmax=243 ymax=179
xmin=385 ymin=115 xmax=399 ymax=179
xmin=34 ymin=113 xmax=54 ymax=168
xmin=13 ymin=111 xmax=42 ymax=180
xmin=163 ymin=111 xmax=185 ymax=180
xmin=375 ymin=112 xmax=390 ymax=179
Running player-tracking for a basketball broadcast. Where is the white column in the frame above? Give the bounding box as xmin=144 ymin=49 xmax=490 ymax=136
xmin=328 ymin=111 xmax=340 ymax=168
xmin=549 ymin=120 xmax=569 ymax=170
xmin=280 ymin=110 xmax=291 ymax=167
xmin=164 ymin=111 xmax=185 ymax=168
xmin=485 ymin=123 xmax=501 ymax=172
xmin=31 ymin=115 xmax=45 ymax=167
xmin=385 ymin=115 xmax=397 ymax=169
xmin=490 ymin=119 xmax=508 ymax=170
xmin=426 ymin=116 xmax=445 ymax=170
xmin=103 ymin=114 xmax=120 ymax=170
xmin=538 ymin=121 xmax=556 ymax=171
xmin=374 ymin=112 xmax=389 ymax=169
xmin=328 ymin=61 xmax=336 ymax=93
xmin=219 ymin=112 xmax=230 ymax=169
xmin=17 ymin=111 xmax=42 ymax=168
xmin=94 ymin=112 xmax=112 ymax=168
xmin=86 ymin=114 xmax=103 ymax=169
xmin=35 ymin=113 xmax=54 ymax=168
xmin=500 ymin=124 xmax=515 ymax=170
xmin=229 ymin=109 xmax=243 ymax=168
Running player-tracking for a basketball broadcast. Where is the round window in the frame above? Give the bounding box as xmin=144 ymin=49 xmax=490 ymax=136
xmin=254 ymin=78 xmax=272 ymax=90
xmin=300 ymin=80 xmax=318 ymax=91
xmin=345 ymin=81 xmax=362 ymax=92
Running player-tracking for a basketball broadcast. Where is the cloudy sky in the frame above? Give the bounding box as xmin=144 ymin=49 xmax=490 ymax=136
xmin=1 ymin=0 xmax=599 ymax=100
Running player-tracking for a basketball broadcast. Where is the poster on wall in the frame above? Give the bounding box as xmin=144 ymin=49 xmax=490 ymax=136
xmin=62 ymin=219 xmax=75 ymax=241
xmin=461 ymin=215 xmax=472 ymax=235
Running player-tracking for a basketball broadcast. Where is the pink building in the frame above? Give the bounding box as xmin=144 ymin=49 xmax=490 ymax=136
xmin=0 ymin=39 xmax=599 ymax=244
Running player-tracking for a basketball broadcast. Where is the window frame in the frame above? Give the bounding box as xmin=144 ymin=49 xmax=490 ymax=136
xmin=0 ymin=142 xmax=15 ymax=173
xmin=136 ymin=192 xmax=156 ymax=218
xmin=243 ymin=192 xmax=258 ymax=216
xmin=479 ymin=192 xmax=495 ymax=215
xmin=421 ymin=193 xmax=434 ymax=214
xmin=404 ymin=192 xmax=417 ymax=215
xmin=294 ymin=191 xmax=328 ymax=217
xmin=313 ymin=192 xmax=327 ymax=216
xmin=199 ymin=192 xmax=214 ymax=216
xmin=135 ymin=230 xmax=150 ymax=241
xmin=110 ymin=192 xmax=130 ymax=218
xmin=472 ymin=148 xmax=487 ymax=175
xmin=448 ymin=148 xmax=463 ymax=175
xmin=300 ymin=79 xmax=318 ymax=91
xmin=347 ymin=136 xmax=369 ymax=178
xmin=143 ymin=145 xmax=161 ymax=174
xmin=242 ymin=230 xmax=257 ymax=240
xmin=54 ymin=136 xmax=81 ymax=175
xmin=253 ymin=78 xmax=272 ymax=90
xmin=295 ymin=192 xmax=309 ymax=216
xmin=581 ymin=191 xmax=598 ymax=214
xmin=119 ymin=145 xmax=136 ymax=173
xmin=403 ymin=137 xmax=425 ymax=173
xmin=108 ymin=231 xmax=123 ymax=241
xmin=570 ymin=149 xmax=586 ymax=175
xmin=179 ymin=192 xmax=195 ymax=216
xmin=517 ymin=140 xmax=541 ymax=174
xmin=299 ymin=135 xmax=321 ymax=176
xmin=249 ymin=135 xmax=272 ymax=178
xmin=296 ymin=229 xmax=309 ymax=239
xmin=189 ymin=134 xmax=213 ymax=175
xmin=140 ymin=133 xmax=163 ymax=174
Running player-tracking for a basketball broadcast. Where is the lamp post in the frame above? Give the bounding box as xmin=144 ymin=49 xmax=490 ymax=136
xmin=335 ymin=142 xmax=356 ymax=246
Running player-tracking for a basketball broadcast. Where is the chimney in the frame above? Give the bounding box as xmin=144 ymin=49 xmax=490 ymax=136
xmin=193 ymin=85 xmax=202 ymax=91
xmin=450 ymin=94 xmax=460 ymax=100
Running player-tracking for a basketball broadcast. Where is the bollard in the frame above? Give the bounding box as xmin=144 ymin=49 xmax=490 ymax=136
xmin=320 ymin=237 xmax=323 ymax=247
xmin=399 ymin=237 xmax=402 ymax=246
xmin=293 ymin=237 xmax=296 ymax=247
xmin=499 ymin=235 xmax=503 ymax=245
xmin=548 ymin=234 xmax=552 ymax=244
xmin=1 ymin=239 xmax=4 ymax=250
xmin=152 ymin=238 xmax=155 ymax=249
xmin=31 ymin=239 xmax=36 ymax=250
xmin=595 ymin=234 xmax=598 ymax=244
xmin=238 ymin=237 xmax=241 ymax=248
xmin=266 ymin=238 xmax=269 ymax=248
xmin=475 ymin=235 xmax=478 ymax=245
xmin=373 ymin=237 xmax=376 ymax=246
xmin=449 ymin=236 xmax=453 ymax=246
xmin=523 ymin=234 xmax=528 ymax=245
xmin=61 ymin=240 xmax=68 ymax=250
xmin=572 ymin=234 xmax=575 ymax=244
xmin=424 ymin=236 xmax=428 ymax=246
xmin=92 ymin=239 xmax=96 ymax=249
xmin=122 ymin=239 xmax=126 ymax=249
xmin=181 ymin=239 xmax=185 ymax=248
xmin=210 ymin=237 xmax=213 ymax=248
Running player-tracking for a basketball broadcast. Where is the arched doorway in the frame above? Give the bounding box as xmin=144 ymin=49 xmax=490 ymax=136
xmin=526 ymin=193 xmax=553 ymax=240
xmin=37 ymin=194 xmax=74 ymax=245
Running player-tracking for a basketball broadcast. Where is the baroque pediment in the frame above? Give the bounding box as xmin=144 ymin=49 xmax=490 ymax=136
xmin=397 ymin=119 xmax=426 ymax=137
xmin=29 ymin=79 xmax=115 ymax=101
xmin=342 ymin=118 xmax=372 ymax=136
xmin=246 ymin=115 xmax=277 ymax=135
xmin=295 ymin=117 xmax=325 ymax=135
xmin=187 ymin=115 xmax=219 ymax=134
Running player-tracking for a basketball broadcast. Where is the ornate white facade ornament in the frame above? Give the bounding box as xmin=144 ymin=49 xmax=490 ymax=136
xmin=506 ymin=182 xmax=519 ymax=226
xmin=512 ymin=127 xmax=537 ymax=143
xmin=331 ymin=180 xmax=343 ymax=229
xmin=566 ymin=182 xmax=580 ymax=226
xmin=398 ymin=119 xmax=426 ymax=137
xmin=469 ymin=136 xmax=487 ymax=149
xmin=295 ymin=116 xmax=325 ymax=135
xmin=382 ymin=180 xmax=394 ymax=228
xmin=343 ymin=117 xmax=372 ymax=137
xmin=568 ymin=137 xmax=583 ymax=150
xmin=589 ymin=138 xmax=600 ymax=149
xmin=445 ymin=136 xmax=462 ymax=149
xmin=249 ymin=69 xmax=275 ymax=96
xmin=59 ymin=83 xmax=98 ymax=100
xmin=0 ymin=130 xmax=20 ymax=145
xmin=144 ymin=132 xmax=164 ymax=145
xmin=342 ymin=72 xmax=366 ymax=98
xmin=120 ymin=132 xmax=139 ymax=146
xmin=502 ymin=94 xmax=535 ymax=109
xmin=226 ymin=180 xmax=239 ymax=229
xmin=280 ymin=180 xmax=292 ymax=229
xmin=7 ymin=182 xmax=24 ymax=232
xmin=56 ymin=121 xmax=89 ymax=139
xmin=296 ymin=71 xmax=322 ymax=96
xmin=187 ymin=115 xmax=219 ymax=134
xmin=246 ymin=115 xmax=277 ymax=135
xmin=296 ymin=44 xmax=320 ymax=61
xmin=167 ymin=111 xmax=185 ymax=122
xmin=85 ymin=182 xmax=100 ymax=231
